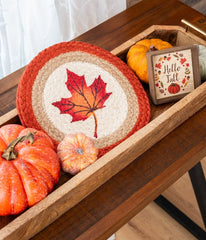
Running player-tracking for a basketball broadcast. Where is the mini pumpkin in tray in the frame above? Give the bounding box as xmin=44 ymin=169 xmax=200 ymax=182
xmin=57 ymin=132 xmax=98 ymax=175
xmin=127 ymin=38 xmax=173 ymax=83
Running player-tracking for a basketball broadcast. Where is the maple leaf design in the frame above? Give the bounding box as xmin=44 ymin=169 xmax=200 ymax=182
xmin=52 ymin=69 xmax=112 ymax=138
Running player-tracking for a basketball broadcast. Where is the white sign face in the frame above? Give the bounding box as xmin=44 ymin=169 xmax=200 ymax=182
xmin=152 ymin=49 xmax=194 ymax=100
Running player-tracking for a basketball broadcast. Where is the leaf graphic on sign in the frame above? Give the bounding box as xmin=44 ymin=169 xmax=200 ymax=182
xmin=180 ymin=58 xmax=186 ymax=65
xmin=155 ymin=63 xmax=162 ymax=69
xmin=52 ymin=69 xmax=112 ymax=138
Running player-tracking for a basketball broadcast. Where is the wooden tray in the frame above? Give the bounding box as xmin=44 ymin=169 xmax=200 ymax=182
xmin=0 ymin=25 xmax=206 ymax=240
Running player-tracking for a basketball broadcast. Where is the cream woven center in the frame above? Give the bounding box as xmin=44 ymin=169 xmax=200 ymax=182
xmin=44 ymin=61 xmax=128 ymax=139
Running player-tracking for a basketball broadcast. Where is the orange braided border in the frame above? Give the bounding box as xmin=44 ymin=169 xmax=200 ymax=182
xmin=16 ymin=41 xmax=151 ymax=157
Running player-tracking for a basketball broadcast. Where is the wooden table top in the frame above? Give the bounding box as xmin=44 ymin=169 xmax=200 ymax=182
xmin=0 ymin=0 xmax=206 ymax=239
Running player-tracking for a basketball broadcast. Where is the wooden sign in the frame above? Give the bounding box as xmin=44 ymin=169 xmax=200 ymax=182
xmin=147 ymin=45 xmax=201 ymax=105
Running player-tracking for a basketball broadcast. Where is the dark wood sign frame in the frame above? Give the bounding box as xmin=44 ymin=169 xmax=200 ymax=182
xmin=147 ymin=45 xmax=201 ymax=105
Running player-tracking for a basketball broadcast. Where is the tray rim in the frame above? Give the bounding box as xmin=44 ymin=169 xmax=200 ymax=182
xmin=111 ymin=25 xmax=206 ymax=56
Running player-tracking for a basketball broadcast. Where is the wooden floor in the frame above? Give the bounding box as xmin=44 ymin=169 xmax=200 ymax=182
xmin=180 ymin=0 xmax=206 ymax=15
xmin=127 ymin=0 xmax=206 ymax=15
xmin=115 ymin=158 xmax=206 ymax=239
xmin=116 ymin=203 xmax=197 ymax=240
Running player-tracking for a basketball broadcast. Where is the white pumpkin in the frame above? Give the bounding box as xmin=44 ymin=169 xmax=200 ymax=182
xmin=198 ymin=45 xmax=206 ymax=82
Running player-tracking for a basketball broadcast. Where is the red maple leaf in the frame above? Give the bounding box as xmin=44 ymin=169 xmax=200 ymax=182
xmin=155 ymin=63 xmax=161 ymax=69
xmin=52 ymin=69 xmax=112 ymax=138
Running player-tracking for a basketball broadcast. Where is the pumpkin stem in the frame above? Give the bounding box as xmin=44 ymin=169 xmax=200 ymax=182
xmin=149 ymin=45 xmax=157 ymax=51
xmin=76 ymin=147 xmax=84 ymax=155
xmin=2 ymin=131 xmax=36 ymax=161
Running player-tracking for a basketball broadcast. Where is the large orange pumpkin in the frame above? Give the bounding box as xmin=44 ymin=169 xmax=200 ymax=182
xmin=127 ymin=38 xmax=173 ymax=83
xmin=57 ymin=133 xmax=98 ymax=175
xmin=0 ymin=124 xmax=60 ymax=216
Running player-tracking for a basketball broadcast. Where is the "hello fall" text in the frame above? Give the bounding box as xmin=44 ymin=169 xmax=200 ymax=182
xmin=163 ymin=63 xmax=181 ymax=83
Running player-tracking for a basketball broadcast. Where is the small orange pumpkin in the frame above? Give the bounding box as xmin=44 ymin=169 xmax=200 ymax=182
xmin=57 ymin=133 xmax=98 ymax=175
xmin=168 ymin=83 xmax=180 ymax=94
xmin=127 ymin=38 xmax=173 ymax=83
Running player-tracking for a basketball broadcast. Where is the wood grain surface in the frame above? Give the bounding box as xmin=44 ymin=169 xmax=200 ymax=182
xmin=0 ymin=0 xmax=206 ymax=240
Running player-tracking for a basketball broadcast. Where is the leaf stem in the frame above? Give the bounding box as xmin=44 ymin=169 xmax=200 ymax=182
xmin=92 ymin=112 xmax=98 ymax=138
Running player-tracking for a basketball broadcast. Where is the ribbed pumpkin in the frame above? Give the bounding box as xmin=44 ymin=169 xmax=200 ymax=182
xmin=57 ymin=133 xmax=98 ymax=175
xmin=127 ymin=38 xmax=173 ymax=83
xmin=0 ymin=124 xmax=60 ymax=216
xmin=168 ymin=83 xmax=180 ymax=94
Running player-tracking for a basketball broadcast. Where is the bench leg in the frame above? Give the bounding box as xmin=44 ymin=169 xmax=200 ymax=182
xmin=155 ymin=195 xmax=206 ymax=239
xmin=189 ymin=161 xmax=206 ymax=229
xmin=155 ymin=162 xmax=206 ymax=239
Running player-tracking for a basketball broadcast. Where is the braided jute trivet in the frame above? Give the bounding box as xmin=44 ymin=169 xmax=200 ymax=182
xmin=16 ymin=41 xmax=151 ymax=157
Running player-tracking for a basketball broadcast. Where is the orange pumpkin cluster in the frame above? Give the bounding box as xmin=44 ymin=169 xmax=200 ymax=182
xmin=0 ymin=124 xmax=98 ymax=216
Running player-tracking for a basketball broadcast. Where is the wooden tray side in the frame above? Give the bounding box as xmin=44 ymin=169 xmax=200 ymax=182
xmin=112 ymin=25 xmax=206 ymax=61
xmin=176 ymin=30 xmax=206 ymax=46
xmin=0 ymin=109 xmax=20 ymax=127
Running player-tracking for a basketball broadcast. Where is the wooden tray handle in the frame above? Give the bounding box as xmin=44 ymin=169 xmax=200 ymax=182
xmin=181 ymin=19 xmax=206 ymax=37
